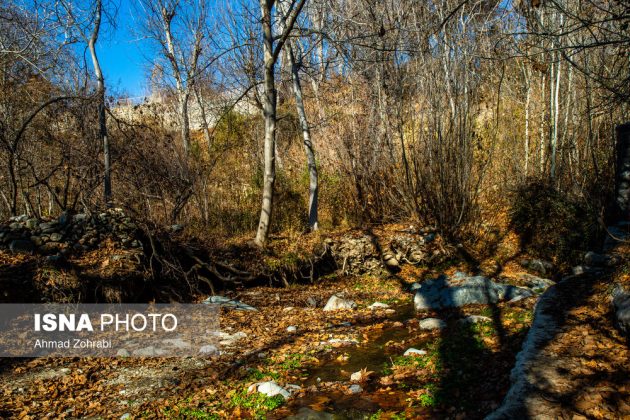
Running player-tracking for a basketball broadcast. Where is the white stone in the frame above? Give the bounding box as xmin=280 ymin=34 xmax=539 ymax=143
xmin=256 ymin=381 xmax=291 ymax=399
xmin=419 ymin=317 xmax=447 ymax=330
xmin=369 ymin=302 xmax=390 ymax=309
xmin=323 ymin=295 xmax=357 ymax=311
xmin=350 ymin=371 xmax=363 ymax=382
xmin=458 ymin=315 xmax=492 ymax=324
xmin=404 ymin=348 xmax=427 ymax=356
xmin=287 ymin=326 xmax=297 ymax=333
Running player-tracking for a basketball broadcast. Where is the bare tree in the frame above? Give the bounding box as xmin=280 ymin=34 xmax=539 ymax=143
xmin=137 ymin=0 xmax=209 ymax=155
xmin=254 ymin=0 xmax=306 ymax=247
xmin=58 ymin=0 xmax=114 ymax=205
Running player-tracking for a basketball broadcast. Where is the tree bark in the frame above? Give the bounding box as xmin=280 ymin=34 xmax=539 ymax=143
xmin=288 ymin=45 xmax=319 ymax=231
xmin=254 ymin=0 xmax=277 ymax=247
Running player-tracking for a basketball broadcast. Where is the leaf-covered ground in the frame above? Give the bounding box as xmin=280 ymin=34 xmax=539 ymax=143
xmin=0 ymin=268 xmax=537 ymax=419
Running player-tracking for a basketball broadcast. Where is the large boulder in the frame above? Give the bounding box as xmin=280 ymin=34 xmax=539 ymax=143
xmin=414 ymin=274 xmax=533 ymax=310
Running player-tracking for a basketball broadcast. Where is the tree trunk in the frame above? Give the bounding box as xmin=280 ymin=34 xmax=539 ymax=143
xmin=179 ymin=92 xmax=191 ymax=154
xmin=254 ymin=0 xmax=277 ymax=247
xmin=288 ymin=45 xmax=319 ymax=231
xmin=88 ymin=0 xmax=111 ymax=205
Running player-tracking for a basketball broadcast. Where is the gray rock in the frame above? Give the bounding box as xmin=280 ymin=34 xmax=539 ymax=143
xmin=9 ymin=222 xmax=21 ymax=230
xmin=404 ymin=347 xmax=427 ymax=356
xmin=120 ymin=413 xmax=131 ymax=420
xmin=323 ymin=295 xmax=357 ymax=311
xmin=612 ymin=285 xmax=630 ymax=339
xmin=132 ymin=346 xmax=166 ymax=357
xmin=414 ymin=274 xmax=533 ymax=310
xmin=49 ymin=232 xmax=63 ymax=242
xmin=348 ymin=384 xmax=362 ymax=394
xmin=287 ymin=326 xmax=297 ymax=333
xmin=39 ymin=242 xmax=62 ymax=254
xmin=58 ymin=211 xmax=71 ymax=227
xmin=9 ymin=239 xmax=34 ymax=254
xmin=10 ymin=214 xmax=28 ymax=222
xmin=369 ymin=302 xmax=390 ymax=309
xmin=45 ymin=254 xmax=65 ymax=264
xmin=419 ymin=317 xmax=447 ymax=330
xmin=520 ymin=259 xmax=553 ymax=275
xmin=202 ymin=296 xmax=258 ymax=311
xmin=306 ymin=296 xmax=318 ymax=307
xmin=518 ymin=274 xmax=555 ymax=293
xmin=218 ymin=331 xmax=247 ymax=346
xmin=116 ymin=349 xmax=130 ymax=357
xmin=170 ymin=224 xmax=184 ymax=233
xmin=199 ymin=344 xmax=219 ymax=355
xmin=72 ymin=213 xmax=88 ymax=223
xmin=383 ymin=254 xmax=400 ymax=268
xmin=25 ymin=218 xmax=39 ymax=229
xmin=584 ymin=251 xmax=619 ymax=267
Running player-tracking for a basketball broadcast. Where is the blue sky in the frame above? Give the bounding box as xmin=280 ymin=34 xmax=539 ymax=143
xmin=97 ymin=1 xmax=149 ymax=98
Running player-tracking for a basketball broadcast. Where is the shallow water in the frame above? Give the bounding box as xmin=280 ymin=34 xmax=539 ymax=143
xmin=303 ymin=303 xmax=426 ymax=385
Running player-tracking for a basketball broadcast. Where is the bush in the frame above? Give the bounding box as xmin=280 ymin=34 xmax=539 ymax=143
xmin=510 ymin=180 xmax=602 ymax=265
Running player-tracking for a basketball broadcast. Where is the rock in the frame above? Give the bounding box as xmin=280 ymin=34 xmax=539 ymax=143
xmin=414 ymin=274 xmax=533 ymax=310
xmin=327 ymin=338 xmax=358 ymax=346
xmin=350 ymin=371 xmax=363 ymax=382
xmin=369 ymin=302 xmax=390 ymax=309
xmin=9 ymin=222 xmax=21 ymax=230
xmin=72 ymin=213 xmax=88 ymax=223
xmin=458 ymin=315 xmax=492 ymax=324
xmin=58 ymin=211 xmax=71 ymax=227
xmin=45 ymin=254 xmax=65 ymax=264
xmin=9 ymin=239 xmax=34 ymax=254
xmin=520 ymin=259 xmax=553 ymax=275
xmin=419 ymin=318 xmax=447 ymax=330
xmin=256 ymin=381 xmax=291 ymax=399
xmin=306 ymin=296 xmax=318 ymax=308
xmin=170 ymin=224 xmax=184 ymax=233
xmin=348 ymin=384 xmax=362 ymax=394
xmin=287 ymin=326 xmax=297 ymax=333
xmin=39 ymin=222 xmax=58 ymax=234
xmin=39 ymin=242 xmax=62 ymax=254
xmin=383 ymin=254 xmax=400 ymax=269
xmin=10 ymin=214 xmax=27 ymax=222
xmin=199 ymin=344 xmax=219 ymax=355
xmin=584 ymin=251 xmax=619 ymax=267
xmin=132 ymin=346 xmax=166 ymax=356
xmin=404 ymin=348 xmax=427 ymax=356
xmin=120 ymin=413 xmax=131 ymax=420
xmin=25 ymin=218 xmax=39 ymax=229
xmin=612 ymin=285 xmax=630 ymax=339
xmin=410 ymin=282 xmax=422 ymax=291
xmin=285 ymin=407 xmax=334 ymax=420
xmin=323 ymin=295 xmax=356 ymax=311
xmin=518 ymin=274 xmax=555 ymax=293
xmin=116 ymin=349 xmax=130 ymax=357
xmin=202 ymin=296 xmax=258 ymax=311
xmin=218 ymin=331 xmax=247 ymax=346
xmin=49 ymin=232 xmax=63 ymax=242
xmin=30 ymin=236 xmax=42 ymax=247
